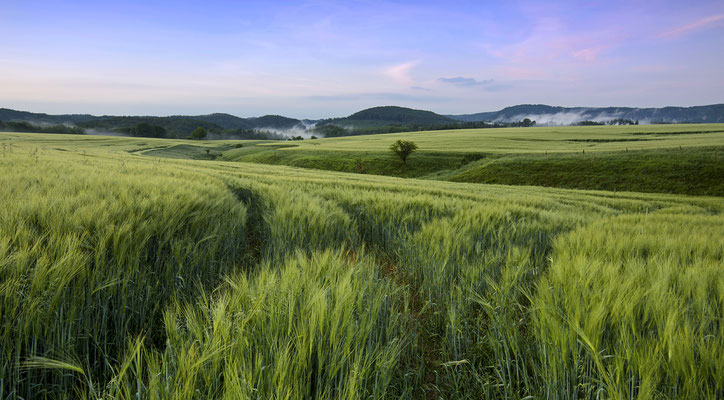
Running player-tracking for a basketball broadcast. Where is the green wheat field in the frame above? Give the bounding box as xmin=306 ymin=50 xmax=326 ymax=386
xmin=1 ymin=127 xmax=722 ymax=399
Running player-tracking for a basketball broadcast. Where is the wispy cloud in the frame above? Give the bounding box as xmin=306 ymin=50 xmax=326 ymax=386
xmin=383 ymin=61 xmax=418 ymax=85
xmin=570 ymin=46 xmax=607 ymax=62
xmin=303 ymin=92 xmax=450 ymax=103
xmin=438 ymin=76 xmax=493 ymax=87
xmin=660 ymin=14 xmax=724 ymax=38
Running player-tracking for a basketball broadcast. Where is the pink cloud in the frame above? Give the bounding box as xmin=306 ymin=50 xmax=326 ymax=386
xmin=660 ymin=14 xmax=724 ymax=38
xmin=480 ymin=14 xmax=619 ymax=67
xmin=486 ymin=34 xmax=609 ymax=65
xmin=571 ymin=46 xmax=607 ymax=62
xmin=383 ymin=61 xmax=418 ymax=85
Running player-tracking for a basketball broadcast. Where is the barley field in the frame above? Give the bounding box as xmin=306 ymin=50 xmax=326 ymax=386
xmin=1 ymin=132 xmax=722 ymax=399
xmin=217 ymin=125 xmax=724 ymax=196
xmin=267 ymin=123 xmax=724 ymax=153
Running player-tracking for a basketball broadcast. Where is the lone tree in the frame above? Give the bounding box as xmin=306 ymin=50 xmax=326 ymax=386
xmin=390 ymin=139 xmax=418 ymax=164
xmin=189 ymin=127 xmax=208 ymax=140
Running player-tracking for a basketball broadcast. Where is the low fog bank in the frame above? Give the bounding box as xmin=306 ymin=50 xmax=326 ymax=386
xmin=85 ymin=128 xmax=128 ymax=136
xmin=500 ymin=111 xmax=649 ymax=126
xmin=204 ymin=126 xmax=318 ymax=141
xmin=258 ymin=126 xmax=318 ymax=139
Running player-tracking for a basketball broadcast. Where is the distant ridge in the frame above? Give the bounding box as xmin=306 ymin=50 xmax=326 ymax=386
xmin=448 ymin=104 xmax=724 ymax=124
xmin=0 ymin=108 xmax=303 ymax=136
xmin=317 ymin=106 xmax=455 ymax=129
xmin=2 ymin=103 xmax=723 ymax=137
xmin=183 ymin=113 xmax=303 ymax=130
xmin=0 ymin=108 xmax=103 ymax=124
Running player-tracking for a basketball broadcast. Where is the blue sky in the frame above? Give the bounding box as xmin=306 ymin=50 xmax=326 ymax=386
xmin=1 ymin=0 xmax=723 ymax=118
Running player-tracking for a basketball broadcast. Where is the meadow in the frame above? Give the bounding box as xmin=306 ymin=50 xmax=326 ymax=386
xmin=0 ymin=132 xmax=722 ymax=399
xmin=266 ymin=123 xmax=724 ymax=153
xmin=214 ymin=124 xmax=724 ymax=196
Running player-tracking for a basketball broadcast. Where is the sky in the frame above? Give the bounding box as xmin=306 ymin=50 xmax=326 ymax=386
xmin=1 ymin=0 xmax=723 ymax=118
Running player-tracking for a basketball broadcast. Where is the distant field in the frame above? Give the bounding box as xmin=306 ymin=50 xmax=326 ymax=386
xmin=5 ymin=126 xmax=724 ymax=197
xmin=218 ymin=124 xmax=724 ymax=196
xmin=1 ymin=132 xmax=722 ymax=399
xmin=268 ymin=123 xmax=724 ymax=153
xmin=449 ymin=146 xmax=724 ymax=196
xmin=0 ymin=131 xmax=253 ymax=158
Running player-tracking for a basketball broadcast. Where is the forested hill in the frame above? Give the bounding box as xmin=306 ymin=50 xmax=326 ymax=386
xmin=247 ymin=115 xmax=304 ymax=129
xmin=3 ymin=103 xmax=724 ymax=138
xmin=78 ymin=116 xmax=222 ymax=136
xmin=186 ymin=113 xmax=303 ymax=130
xmin=317 ymin=106 xmax=455 ymax=129
xmin=449 ymin=104 xmax=724 ymax=124
xmin=0 ymin=108 xmax=102 ymax=124
xmin=0 ymin=108 xmax=303 ymax=136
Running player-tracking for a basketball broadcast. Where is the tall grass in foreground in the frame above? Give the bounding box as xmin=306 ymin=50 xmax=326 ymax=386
xmin=1 ymin=136 xmax=722 ymax=398
xmin=108 ymin=250 xmax=411 ymax=399
xmin=396 ymin=206 xmax=579 ymax=398
xmin=0 ymin=150 xmax=247 ymax=398
xmin=535 ymin=214 xmax=724 ymax=399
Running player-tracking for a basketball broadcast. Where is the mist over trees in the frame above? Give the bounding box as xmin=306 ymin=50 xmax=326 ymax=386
xmin=607 ymin=118 xmax=638 ymax=125
xmin=311 ymin=118 xmax=539 ymax=137
xmin=449 ymin=104 xmax=724 ymax=124
xmin=1 ymin=103 xmax=719 ymax=141
xmin=575 ymin=119 xmax=639 ymax=126
xmin=0 ymin=120 xmax=85 ymax=134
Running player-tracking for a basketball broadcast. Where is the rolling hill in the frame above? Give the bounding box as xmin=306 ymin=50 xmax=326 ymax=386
xmin=3 ymin=103 xmax=724 ymax=138
xmin=316 ymin=105 xmax=456 ymax=129
xmin=189 ymin=113 xmax=303 ymax=130
xmin=0 ymin=108 xmax=303 ymax=136
xmin=0 ymin=108 xmax=103 ymax=124
xmin=449 ymin=103 xmax=724 ymax=124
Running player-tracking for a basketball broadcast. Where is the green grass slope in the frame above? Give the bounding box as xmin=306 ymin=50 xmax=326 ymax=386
xmin=449 ymin=146 xmax=724 ymax=196
xmin=222 ymin=145 xmax=484 ymax=178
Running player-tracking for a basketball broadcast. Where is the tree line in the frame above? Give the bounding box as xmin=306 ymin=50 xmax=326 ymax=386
xmin=0 ymin=120 xmax=85 ymax=134
xmin=313 ymin=118 xmax=537 ymax=137
xmin=575 ymin=119 xmax=639 ymax=126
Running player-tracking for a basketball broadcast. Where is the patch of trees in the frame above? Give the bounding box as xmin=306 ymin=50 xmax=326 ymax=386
xmin=123 ymin=122 xmax=168 ymax=138
xmin=607 ymin=118 xmax=638 ymax=125
xmin=0 ymin=120 xmax=85 ymax=134
xmin=189 ymin=127 xmax=207 ymax=140
xmin=311 ymin=119 xmax=538 ymax=137
xmin=312 ymin=124 xmax=348 ymax=137
xmin=511 ymin=118 xmax=536 ymax=127
xmin=79 ymin=117 xmax=220 ymax=138
xmin=223 ymin=128 xmax=287 ymax=140
xmin=574 ymin=119 xmax=639 ymax=126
